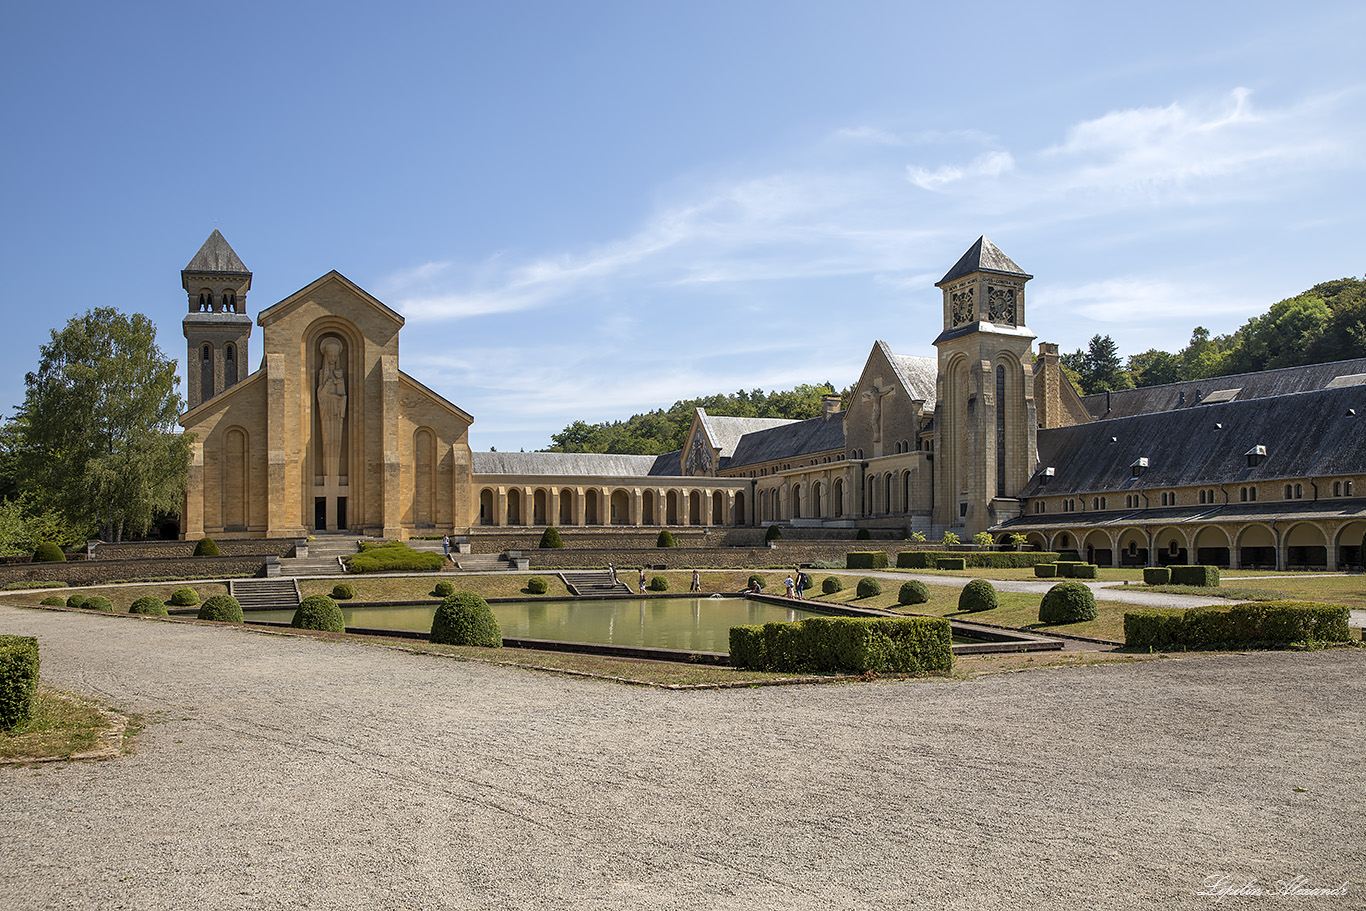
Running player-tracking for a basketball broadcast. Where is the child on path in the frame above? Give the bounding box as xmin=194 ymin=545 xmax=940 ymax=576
xmin=784 ymin=575 xmax=795 ymax=598
xmin=639 ymin=569 xmax=647 ymax=594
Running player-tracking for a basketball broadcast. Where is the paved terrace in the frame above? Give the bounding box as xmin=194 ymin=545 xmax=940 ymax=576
xmin=1 ymin=604 xmax=1362 ymax=910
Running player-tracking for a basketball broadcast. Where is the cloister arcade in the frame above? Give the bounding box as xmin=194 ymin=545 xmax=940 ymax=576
xmin=474 ymin=481 xmax=750 ymax=528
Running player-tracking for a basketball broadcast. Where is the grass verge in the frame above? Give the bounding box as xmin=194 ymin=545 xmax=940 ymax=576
xmin=0 ymin=687 xmax=112 ymax=762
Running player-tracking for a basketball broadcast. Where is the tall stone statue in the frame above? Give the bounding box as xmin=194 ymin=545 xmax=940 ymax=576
xmin=317 ymin=338 xmax=347 ymax=479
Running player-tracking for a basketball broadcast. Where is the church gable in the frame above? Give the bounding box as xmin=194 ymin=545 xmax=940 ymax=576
xmin=844 ymin=341 xmax=931 ymax=459
xmin=257 ymin=271 xmax=405 ymax=351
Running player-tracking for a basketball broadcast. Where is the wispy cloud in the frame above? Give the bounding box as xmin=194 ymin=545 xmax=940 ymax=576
xmin=1033 ymin=276 xmax=1259 ymax=325
xmin=906 ymin=151 xmax=1015 ymax=190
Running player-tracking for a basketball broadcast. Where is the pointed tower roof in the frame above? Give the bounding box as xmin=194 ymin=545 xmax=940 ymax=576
xmin=936 ymin=236 xmax=1031 ymax=286
xmin=184 ymin=229 xmax=249 ymax=275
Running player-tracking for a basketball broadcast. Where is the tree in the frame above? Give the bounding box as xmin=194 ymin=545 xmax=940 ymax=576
xmin=1126 ymin=349 xmax=1182 ymax=388
xmin=7 ymin=308 xmax=191 ymax=542
xmin=1063 ymin=335 xmax=1133 ymax=394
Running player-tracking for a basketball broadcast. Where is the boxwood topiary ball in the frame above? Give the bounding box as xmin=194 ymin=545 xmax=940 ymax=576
xmin=65 ymin=593 xmax=90 ymax=609
xmin=433 ymin=580 xmax=455 ymax=598
xmin=193 ymin=537 xmax=221 ymax=557
xmin=169 ymin=587 xmax=200 ymax=606
xmin=656 ymin=530 xmax=677 ymax=548
xmin=331 ymin=582 xmax=356 ymax=600
xmin=197 ymin=594 xmax=244 ymax=623
xmin=1038 ymin=581 xmax=1097 ymax=624
xmin=539 ymin=526 xmax=564 ymax=548
xmin=292 ymin=594 xmax=345 ymax=632
xmin=958 ymin=579 xmax=998 ymax=613
xmin=430 ymin=592 xmax=502 ymax=647
xmin=822 ymin=576 xmax=843 ymax=594
xmin=747 ymin=574 xmax=766 ymax=590
xmin=648 ymin=575 xmax=669 ymax=591
xmin=129 ymin=596 xmax=168 ymax=617
xmin=526 ymin=576 xmax=548 ymax=594
xmin=856 ymin=577 xmax=882 ymax=598
xmin=41 ymin=595 xmax=67 ymax=606
xmin=83 ymin=596 xmax=114 ymax=612
xmin=32 ymin=542 xmax=66 ymax=563
xmin=898 ymin=580 xmax=930 ymax=605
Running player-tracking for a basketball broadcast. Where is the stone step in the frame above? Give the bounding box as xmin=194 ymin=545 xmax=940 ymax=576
xmin=560 ymin=570 xmax=632 ymax=596
xmin=230 ymin=578 xmax=301 ymax=612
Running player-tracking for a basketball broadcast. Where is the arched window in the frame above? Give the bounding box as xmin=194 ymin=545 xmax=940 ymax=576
xmin=1295 ymin=484 xmax=1303 ymax=499
xmin=201 ymin=344 xmax=211 ymax=361
xmin=1285 ymin=484 xmax=1293 ymax=499
xmin=1347 ymin=481 xmax=1354 ymax=496
xmin=1334 ymin=481 xmax=1342 ymax=496
xmin=224 ymin=290 xmax=237 ymax=312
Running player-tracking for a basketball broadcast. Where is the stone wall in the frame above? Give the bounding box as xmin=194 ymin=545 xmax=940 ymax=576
xmin=465 ymin=527 xmax=910 ymax=553
xmin=506 ymin=543 xmax=898 ymax=570
xmin=0 ymin=556 xmax=268 ymax=587
xmin=91 ymin=539 xmax=297 ymax=560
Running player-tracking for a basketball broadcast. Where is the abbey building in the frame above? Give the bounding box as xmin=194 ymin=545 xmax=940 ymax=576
xmin=178 ymin=231 xmax=1366 ymax=570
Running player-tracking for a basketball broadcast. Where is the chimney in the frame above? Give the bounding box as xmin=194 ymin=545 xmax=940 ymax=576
xmin=823 ymin=395 xmax=843 ymax=418
xmin=1034 ymin=342 xmax=1062 ymax=428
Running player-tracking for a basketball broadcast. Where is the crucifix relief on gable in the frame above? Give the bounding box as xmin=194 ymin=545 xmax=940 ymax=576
xmin=862 ymin=378 xmax=896 ymax=443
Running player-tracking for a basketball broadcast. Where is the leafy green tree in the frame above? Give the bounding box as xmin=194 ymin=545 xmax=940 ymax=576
xmin=1063 ymin=335 xmax=1133 ymax=394
xmin=7 ymin=309 xmax=191 ymax=542
xmin=1126 ymin=349 xmax=1182 ymax=387
xmin=1178 ymin=327 xmax=1229 ymax=380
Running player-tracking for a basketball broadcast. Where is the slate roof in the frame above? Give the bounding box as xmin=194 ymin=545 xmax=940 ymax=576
xmin=1079 ymin=357 xmax=1366 ymax=420
xmin=936 ymin=236 xmax=1031 ymax=286
xmin=697 ymin=411 xmax=798 ymax=458
xmin=886 ymin=350 xmax=938 ymax=408
xmin=184 ymin=230 xmax=249 ymax=274
xmin=472 ymin=451 xmax=684 ymax=478
xmin=1018 ymin=384 xmax=1366 ymax=499
xmin=725 ymin=414 xmax=846 ymax=469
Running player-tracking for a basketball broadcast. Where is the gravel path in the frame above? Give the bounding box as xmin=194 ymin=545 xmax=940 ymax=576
xmin=2 ymin=605 xmax=1362 ymax=910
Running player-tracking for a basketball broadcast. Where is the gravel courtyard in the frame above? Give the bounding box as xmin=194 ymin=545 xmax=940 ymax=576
xmin=2 ymin=604 xmax=1361 ymax=910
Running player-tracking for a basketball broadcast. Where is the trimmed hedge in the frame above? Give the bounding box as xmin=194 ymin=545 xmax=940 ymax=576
xmin=1143 ymin=567 xmax=1171 ymax=585
xmin=656 ymin=530 xmax=677 ymax=548
xmin=1034 ymin=563 xmax=1057 ymax=578
xmin=958 ymin=579 xmax=997 ymax=613
xmin=747 ymin=574 xmax=767 ymax=591
xmin=1169 ymin=565 xmax=1220 ymax=587
xmin=936 ymin=558 xmax=967 ymax=570
xmin=855 ymin=577 xmax=882 ymax=598
xmin=648 ymin=575 xmax=669 ymax=591
xmin=1073 ymin=564 xmax=1099 ymax=580
xmin=430 ymin=592 xmax=502 ymax=647
xmin=526 ymin=576 xmax=549 ymax=595
xmin=169 ymin=587 xmax=200 ymax=606
xmin=129 ymin=596 xmax=168 ymax=617
xmin=433 ymin=580 xmax=455 ymax=598
xmin=33 ymin=542 xmax=66 ymax=563
xmin=331 ymin=582 xmax=356 ymax=600
xmin=728 ymin=616 xmax=952 ymax=674
xmin=1056 ymin=550 xmax=1081 ymax=561
xmin=193 ymin=537 xmax=221 ymax=557
xmin=1054 ymin=561 xmax=1083 ymax=578
xmin=65 ymin=594 xmax=90 ymax=609
xmin=822 ymin=576 xmax=843 ymax=594
xmin=348 ymin=541 xmax=445 ymax=574
xmin=764 ymin=525 xmax=783 ymax=543
xmin=1038 ymin=581 xmax=1097 ymax=624
xmin=292 ymin=594 xmax=345 ymax=633
xmin=40 ymin=596 xmax=66 ymax=606
xmin=84 ymin=596 xmax=113 ymax=612
xmin=0 ymin=635 xmax=40 ymax=732
xmin=898 ymin=580 xmax=929 ymax=605
xmin=1125 ymin=601 xmax=1350 ymax=650
xmin=197 ymin=594 xmax=244 ymax=623
xmin=846 ymin=551 xmax=889 ymax=570
xmin=897 ymin=551 xmax=1061 ymax=569
xmin=539 ymin=526 xmax=564 ymax=548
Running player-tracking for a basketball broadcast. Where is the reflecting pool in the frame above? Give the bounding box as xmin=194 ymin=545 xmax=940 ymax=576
xmin=250 ymin=597 xmax=822 ymax=654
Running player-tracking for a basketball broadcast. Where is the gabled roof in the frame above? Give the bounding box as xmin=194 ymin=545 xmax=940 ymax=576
xmin=471 ymin=450 xmax=682 ymax=478
xmin=184 ymin=229 xmax=249 ymax=275
xmin=257 ymin=270 xmax=405 ymax=330
xmin=1079 ymin=357 xmax=1366 ymax=420
xmin=399 ymin=371 xmax=473 ymax=424
xmin=883 ymin=344 xmax=938 ymax=409
xmin=726 ymin=414 xmax=846 ymax=468
xmin=1020 ymin=384 xmax=1366 ymax=498
xmin=696 ymin=410 xmax=798 ymax=458
xmin=936 ymin=236 xmax=1031 ymax=287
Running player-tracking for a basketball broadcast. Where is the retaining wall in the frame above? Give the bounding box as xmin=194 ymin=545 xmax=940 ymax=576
xmin=0 ymin=556 xmax=268 ymax=587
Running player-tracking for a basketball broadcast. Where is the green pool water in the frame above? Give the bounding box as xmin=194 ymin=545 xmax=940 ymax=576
xmin=249 ymin=597 xmax=823 ymax=654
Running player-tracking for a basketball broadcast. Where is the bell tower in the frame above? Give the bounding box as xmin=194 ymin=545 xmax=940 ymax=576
xmin=931 ymin=236 xmax=1038 ymax=535
xmin=182 ymin=230 xmax=253 ymax=410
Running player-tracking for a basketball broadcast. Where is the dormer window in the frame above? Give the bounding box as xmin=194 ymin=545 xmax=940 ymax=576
xmin=1038 ymin=467 xmax=1055 ymax=486
xmin=1246 ymin=445 xmax=1266 ymax=467
xmin=1131 ymin=457 xmax=1148 ymax=478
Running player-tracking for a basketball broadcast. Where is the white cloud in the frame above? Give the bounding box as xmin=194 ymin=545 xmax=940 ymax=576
xmin=906 ymin=150 xmax=1015 ymax=190
xmin=1032 ymin=277 xmax=1259 ymax=325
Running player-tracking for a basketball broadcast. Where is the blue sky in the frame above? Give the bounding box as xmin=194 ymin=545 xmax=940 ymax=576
xmin=2 ymin=1 xmax=1363 ymax=452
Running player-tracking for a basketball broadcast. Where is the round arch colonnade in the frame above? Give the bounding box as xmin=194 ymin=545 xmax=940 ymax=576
xmin=474 ymin=480 xmax=751 ymax=528
xmin=1008 ymin=520 xmax=1366 ymax=571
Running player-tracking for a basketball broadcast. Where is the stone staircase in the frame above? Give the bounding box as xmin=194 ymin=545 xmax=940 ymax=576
xmin=280 ymin=534 xmax=362 ymax=577
xmin=560 ymin=570 xmax=632 ymax=596
xmin=455 ymin=553 xmax=512 ymax=571
xmin=230 ymin=578 xmax=301 ymax=612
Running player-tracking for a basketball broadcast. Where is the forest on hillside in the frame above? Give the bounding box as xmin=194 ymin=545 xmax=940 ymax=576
xmin=544 ymin=276 xmax=1365 ymax=454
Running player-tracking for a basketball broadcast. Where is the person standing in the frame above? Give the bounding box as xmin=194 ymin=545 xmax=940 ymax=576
xmin=784 ymin=575 xmax=795 ymax=598
xmin=690 ymin=569 xmax=700 ymax=592
xmin=794 ymin=568 xmax=805 ymax=599
xmin=639 ymin=568 xmax=647 ymax=594
xmin=442 ymin=535 xmax=451 ymax=560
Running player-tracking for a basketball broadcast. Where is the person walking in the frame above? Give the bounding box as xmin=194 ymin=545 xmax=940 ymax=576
xmin=639 ymin=568 xmax=647 ymax=594
xmin=690 ymin=569 xmax=701 ymax=592
xmin=442 ymin=535 xmax=451 ymax=560
xmin=794 ymin=568 xmax=805 ymax=599
xmin=784 ymin=575 xmax=795 ymax=598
